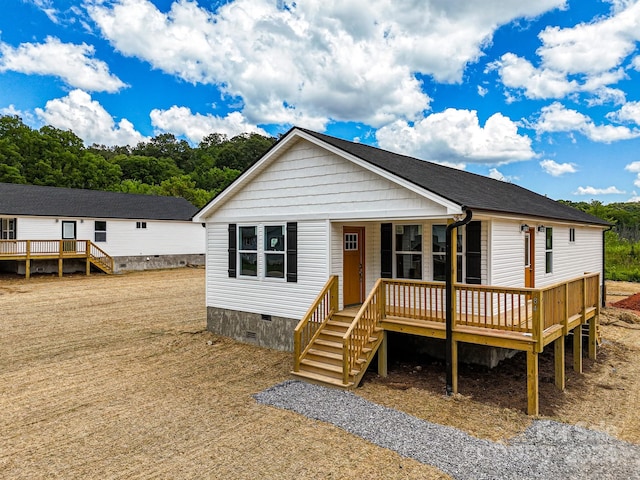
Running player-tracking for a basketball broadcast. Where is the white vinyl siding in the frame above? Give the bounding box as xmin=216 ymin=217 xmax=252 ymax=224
xmin=209 ymin=140 xmax=451 ymax=222
xmin=489 ymin=220 xmax=528 ymax=288
xmin=535 ymin=225 xmax=602 ymax=287
xmin=489 ymin=219 xmax=602 ymax=288
xmin=10 ymin=216 xmax=204 ymax=256
xmin=206 ymin=220 xmax=328 ymax=319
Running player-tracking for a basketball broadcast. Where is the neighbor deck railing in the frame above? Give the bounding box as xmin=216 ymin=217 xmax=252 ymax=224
xmin=0 ymin=239 xmax=114 ymax=276
xmin=293 ymin=275 xmax=338 ymax=372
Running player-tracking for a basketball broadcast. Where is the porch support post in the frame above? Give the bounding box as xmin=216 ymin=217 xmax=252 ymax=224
xmin=26 ymin=240 xmax=31 ymax=280
xmin=554 ymin=336 xmax=565 ymax=390
xmin=527 ymin=350 xmax=539 ymax=416
xmin=573 ymin=325 xmax=583 ymax=373
xmin=58 ymin=257 xmax=63 ymax=277
xmin=377 ymin=330 xmax=387 ymax=377
xmin=445 ymin=208 xmax=472 ymax=396
xmin=588 ymin=316 xmax=597 ymax=360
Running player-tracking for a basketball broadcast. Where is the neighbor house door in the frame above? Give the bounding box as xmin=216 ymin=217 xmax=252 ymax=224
xmin=62 ymin=221 xmax=77 ymax=253
xmin=524 ymin=227 xmax=535 ymax=288
xmin=343 ymin=227 xmax=365 ymax=306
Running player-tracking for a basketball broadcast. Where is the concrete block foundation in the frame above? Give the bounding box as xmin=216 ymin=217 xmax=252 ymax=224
xmin=207 ymin=306 xmax=298 ymax=351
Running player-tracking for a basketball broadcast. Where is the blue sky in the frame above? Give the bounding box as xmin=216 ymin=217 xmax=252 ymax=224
xmin=1 ymin=0 xmax=640 ymax=202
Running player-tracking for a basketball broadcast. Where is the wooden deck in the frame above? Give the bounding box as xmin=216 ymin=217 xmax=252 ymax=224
xmin=0 ymin=240 xmax=114 ymax=277
xmin=293 ymin=273 xmax=600 ymax=415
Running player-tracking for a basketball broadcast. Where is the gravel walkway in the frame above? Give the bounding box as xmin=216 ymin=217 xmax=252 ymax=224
xmin=255 ymin=380 xmax=640 ymax=480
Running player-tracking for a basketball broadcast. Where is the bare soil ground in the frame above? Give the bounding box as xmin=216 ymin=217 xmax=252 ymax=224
xmin=1 ymin=270 xmax=639 ymax=479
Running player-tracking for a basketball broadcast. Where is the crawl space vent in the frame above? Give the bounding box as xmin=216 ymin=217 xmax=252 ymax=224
xmin=245 ymin=331 xmax=257 ymax=340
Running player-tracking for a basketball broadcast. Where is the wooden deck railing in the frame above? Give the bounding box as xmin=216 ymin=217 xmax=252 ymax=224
xmin=342 ymin=278 xmax=384 ymax=385
xmin=0 ymin=239 xmax=114 ymax=276
xmin=338 ymin=273 xmax=600 ymax=377
xmin=293 ymin=275 xmax=338 ymax=372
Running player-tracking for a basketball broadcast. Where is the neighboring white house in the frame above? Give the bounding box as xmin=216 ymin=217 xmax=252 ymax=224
xmin=193 ymin=127 xmax=609 ymax=352
xmin=0 ymin=182 xmax=205 ymax=274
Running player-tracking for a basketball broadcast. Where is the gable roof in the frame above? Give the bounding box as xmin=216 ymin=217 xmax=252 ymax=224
xmin=0 ymin=183 xmax=198 ymax=221
xmin=297 ymin=128 xmax=609 ymax=226
xmin=195 ymin=127 xmax=609 ymax=227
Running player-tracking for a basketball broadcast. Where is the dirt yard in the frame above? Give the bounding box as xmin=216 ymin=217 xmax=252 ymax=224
xmin=1 ymin=269 xmax=639 ymax=479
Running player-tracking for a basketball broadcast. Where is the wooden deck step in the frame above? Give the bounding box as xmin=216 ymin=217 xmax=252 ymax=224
xmin=300 ymin=358 xmax=360 ymax=377
xmin=291 ymin=370 xmax=353 ymax=389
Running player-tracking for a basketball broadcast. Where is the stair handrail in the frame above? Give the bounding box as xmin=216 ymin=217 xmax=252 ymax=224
xmin=88 ymin=241 xmax=114 ymax=273
xmin=342 ymin=278 xmax=384 ymax=385
xmin=293 ymin=275 xmax=338 ymax=371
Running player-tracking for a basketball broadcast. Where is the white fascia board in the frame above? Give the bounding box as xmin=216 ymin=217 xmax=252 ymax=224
xmin=295 ymin=130 xmax=463 ymax=215
xmin=481 ymin=211 xmax=608 ymax=229
xmin=208 ymin=209 xmax=459 ymax=224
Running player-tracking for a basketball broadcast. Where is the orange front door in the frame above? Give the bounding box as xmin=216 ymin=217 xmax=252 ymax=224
xmin=524 ymin=227 xmax=535 ymax=288
xmin=343 ymin=227 xmax=365 ymax=306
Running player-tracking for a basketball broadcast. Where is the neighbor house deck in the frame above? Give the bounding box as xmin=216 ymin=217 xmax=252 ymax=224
xmin=0 ymin=240 xmax=114 ymax=277
xmin=293 ymin=273 xmax=600 ymax=415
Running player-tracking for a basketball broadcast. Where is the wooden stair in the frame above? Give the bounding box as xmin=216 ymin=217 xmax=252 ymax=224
xmin=292 ymin=309 xmax=383 ymax=389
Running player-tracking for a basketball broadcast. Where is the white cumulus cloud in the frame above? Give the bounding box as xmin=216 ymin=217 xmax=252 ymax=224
xmin=150 ymin=106 xmax=267 ymax=144
xmin=492 ymin=1 xmax=640 ymax=102
xmin=0 ymin=36 xmax=126 ymax=92
xmin=86 ymin=0 xmax=564 ymax=128
xmin=624 ymin=161 xmax=640 ymax=187
xmin=574 ymin=186 xmax=625 ymax=195
xmin=534 ymin=102 xmax=640 ymax=142
xmin=607 ymin=101 xmax=640 ymax=125
xmin=540 ymin=159 xmax=577 ymax=176
xmin=35 ymin=89 xmax=147 ymax=146
xmin=376 ymin=108 xmax=535 ymax=166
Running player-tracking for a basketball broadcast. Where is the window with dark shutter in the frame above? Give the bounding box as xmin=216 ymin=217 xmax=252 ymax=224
xmin=286 ymin=222 xmax=297 ymax=282
xmin=381 ymin=223 xmax=393 ymax=278
xmin=228 ymin=224 xmax=237 ymax=278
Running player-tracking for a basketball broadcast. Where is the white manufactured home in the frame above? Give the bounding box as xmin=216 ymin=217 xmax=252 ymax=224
xmin=0 ymin=182 xmax=205 ymax=276
xmin=194 ymin=127 xmax=609 ymax=415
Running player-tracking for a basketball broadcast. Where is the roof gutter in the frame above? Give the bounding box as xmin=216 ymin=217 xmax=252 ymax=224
xmin=445 ymin=207 xmax=473 ymax=396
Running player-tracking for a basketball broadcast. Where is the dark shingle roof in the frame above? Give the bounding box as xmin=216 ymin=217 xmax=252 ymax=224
xmin=0 ymin=183 xmax=198 ymax=221
xmin=299 ymin=128 xmax=609 ymax=226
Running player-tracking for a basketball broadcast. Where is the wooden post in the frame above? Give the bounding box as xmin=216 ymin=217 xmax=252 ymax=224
xmin=588 ymin=316 xmax=597 ymax=360
xmin=532 ymin=290 xmax=543 ymax=353
xmin=378 ymin=330 xmax=388 ymax=377
xmin=573 ymin=325 xmax=582 ymax=373
xmin=554 ymin=336 xmax=565 ymax=390
xmin=25 ymin=240 xmax=31 ymax=280
xmin=527 ymin=351 xmax=539 ymax=416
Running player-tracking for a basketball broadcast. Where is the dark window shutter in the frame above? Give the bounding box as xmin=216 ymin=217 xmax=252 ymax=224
xmin=465 ymin=221 xmax=481 ymax=284
xmin=228 ymin=224 xmax=237 ymax=278
xmin=381 ymin=223 xmax=393 ymax=278
xmin=286 ymin=222 xmax=298 ymax=283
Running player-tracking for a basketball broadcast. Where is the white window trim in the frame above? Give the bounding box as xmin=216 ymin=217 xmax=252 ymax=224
xmin=263 ymin=223 xmax=287 ymax=281
xmin=545 ymin=227 xmax=553 ymax=274
xmin=237 ymin=224 xmax=287 ymax=281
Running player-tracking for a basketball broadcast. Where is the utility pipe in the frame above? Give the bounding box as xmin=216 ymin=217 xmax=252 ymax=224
xmin=445 ymin=207 xmax=473 ymax=396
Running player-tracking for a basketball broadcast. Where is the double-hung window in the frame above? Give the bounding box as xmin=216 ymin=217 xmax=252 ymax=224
xmin=264 ymin=225 xmax=285 ymax=278
xmin=1 ymin=218 xmax=17 ymax=239
xmin=432 ymin=225 xmax=463 ymax=282
xmin=94 ymin=221 xmax=107 ymax=242
xmin=545 ymin=227 xmax=553 ymax=273
xmin=396 ymin=225 xmax=422 ymax=279
xmin=239 ymin=226 xmax=258 ymax=277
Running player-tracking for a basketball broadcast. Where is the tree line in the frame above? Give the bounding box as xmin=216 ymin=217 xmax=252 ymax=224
xmin=0 ymin=115 xmax=276 ymax=208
